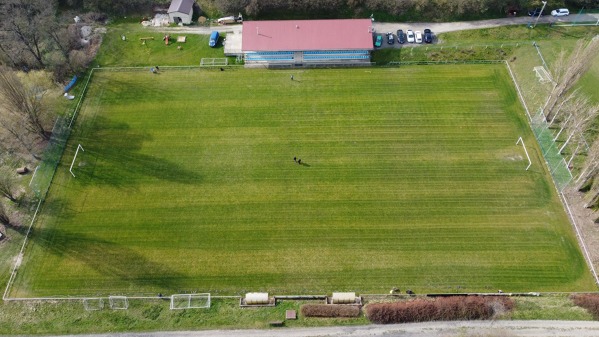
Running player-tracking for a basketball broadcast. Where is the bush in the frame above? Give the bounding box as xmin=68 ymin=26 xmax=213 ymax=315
xmin=301 ymin=304 xmax=361 ymax=318
xmin=571 ymin=294 xmax=599 ymax=319
xmin=366 ymin=296 xmax=514 ymax=324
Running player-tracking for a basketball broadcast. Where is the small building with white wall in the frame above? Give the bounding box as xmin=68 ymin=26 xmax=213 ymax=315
xmin=168 ymin=0 xmax=194 ymax=24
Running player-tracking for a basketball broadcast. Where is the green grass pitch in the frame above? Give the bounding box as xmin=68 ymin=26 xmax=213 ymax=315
xmin=10 ymin=65 xmax=596 ymax=297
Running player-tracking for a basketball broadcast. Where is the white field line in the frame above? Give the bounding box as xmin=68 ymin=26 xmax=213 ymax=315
xmin=2 ymin=199 xmax=43 ymax=301
xmin=517 ymin=137 xmax=532 ymax=170
xmin=69 ymin=68 xmax=95 ymax=128
xmin=28 ymin=166 xmax=39 ymax=186
xmin=505 ymin=61 xmax=532 ymax=122
xmin=559 ymin=192 xmax=599 ymax=287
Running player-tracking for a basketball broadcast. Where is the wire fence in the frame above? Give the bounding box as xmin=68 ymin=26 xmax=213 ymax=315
xmin=530 ymin=110 xmax=573 ymax=191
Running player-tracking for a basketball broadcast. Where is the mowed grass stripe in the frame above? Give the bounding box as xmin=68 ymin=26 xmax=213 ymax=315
xmin=10 ymin=65 xmax=595 ymax=297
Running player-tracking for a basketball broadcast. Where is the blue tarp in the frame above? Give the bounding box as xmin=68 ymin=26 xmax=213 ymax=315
xmin=64 ymin=75 xmax=78 ymax=92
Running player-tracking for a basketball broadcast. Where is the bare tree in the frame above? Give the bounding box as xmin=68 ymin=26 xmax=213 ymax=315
xmin=0 ymin=66 xmax=52 ymax=142
xmin=0 ymin=173 xmax=18 ymax=203
xmin=0 ymin=203 xmax=13 ymax=227
xmin=0 ymin=0 xmax=60 ymax=68
xmin=545 ymin=38 xmax=599 ymax=121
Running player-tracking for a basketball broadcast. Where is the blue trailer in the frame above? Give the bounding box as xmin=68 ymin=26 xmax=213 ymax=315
xmin=209 ymin=31 xmax=219 ymax=47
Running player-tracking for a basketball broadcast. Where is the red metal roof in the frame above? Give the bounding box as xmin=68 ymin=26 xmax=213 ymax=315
xmin=242 ymin=19 xmax=374 ymax=52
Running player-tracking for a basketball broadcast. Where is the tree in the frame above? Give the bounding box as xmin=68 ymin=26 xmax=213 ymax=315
xmin=0 ymin=173 xmax=18 ymax=203
xmin=0 ymin=66 xmax=52 ymax=142
xmin=545 ymin=38 xmax=599 ymax=121
xmin=0 ymin=0 xmax=59 ymax=68
xmin=0 ymin=203 xmax=14 ymax=228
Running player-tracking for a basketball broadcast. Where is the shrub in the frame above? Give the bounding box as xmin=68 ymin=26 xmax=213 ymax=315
xmin=366 ymin=296 xmax=514 ymax=324
xmin=571 ymin=294 xmax=599 ymax=319
xmin=301 ymin=304 xmax=361 ymax=318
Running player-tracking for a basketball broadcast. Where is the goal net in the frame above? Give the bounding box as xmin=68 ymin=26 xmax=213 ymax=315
xmin=109 ymin=296 xmax=129 ymax=310
xmin=170 ymin=293 xmax=211 ymax=309
xmin=200 ymin=58 xmax=228 ymax=67
xmin=83 ymin=298 xmax=104 ymax=311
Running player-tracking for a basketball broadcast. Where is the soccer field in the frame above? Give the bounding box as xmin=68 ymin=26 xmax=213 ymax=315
xmin=10 ymin=65 xmax=595 ymax=297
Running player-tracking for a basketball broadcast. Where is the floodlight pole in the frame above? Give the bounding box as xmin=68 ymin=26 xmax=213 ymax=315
xmin=532 ymin=1 xmax=547 ymax=28
xmin=517 ymin=137 xmax=532 ymax=170
xmin=69 ymin=144 xmax=84 ymax=177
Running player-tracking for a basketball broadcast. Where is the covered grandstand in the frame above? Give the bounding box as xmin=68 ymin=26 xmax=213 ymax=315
xmin=242 ymin=19 xmax=374 ymax=68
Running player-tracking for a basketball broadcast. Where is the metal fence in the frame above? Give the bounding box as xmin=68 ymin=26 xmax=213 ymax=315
xmin=529 ymin=110 xmax=573 ymax=191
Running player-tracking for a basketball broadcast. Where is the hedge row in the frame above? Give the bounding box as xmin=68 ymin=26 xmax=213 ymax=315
xmin=571 ymin=294 xmax=599 ymax=319
xmin=366 ymin=296 xmax=514 ymax=324
xmin=301 ymin=304 xmax=361 ymax=318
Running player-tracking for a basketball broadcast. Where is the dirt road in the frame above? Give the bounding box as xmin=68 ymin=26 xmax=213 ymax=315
xmin=40 ymin=320 xmax=599 ymax=337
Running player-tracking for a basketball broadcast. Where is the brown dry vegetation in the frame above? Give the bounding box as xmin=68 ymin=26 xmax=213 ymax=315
xmin=571 ymin=294 xmax=599 ymax=319
xmin=366 ymin=296 xmax=514 ymax=324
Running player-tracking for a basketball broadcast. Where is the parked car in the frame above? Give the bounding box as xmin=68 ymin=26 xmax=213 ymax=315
xmin=209 ymin=31 xmax=219 ymax=47
xmin=528 ymin=8 xmax=543 ymax=16
xmin=415 ymin=31 xmax=423 ymax=44
xmin=406 ymin=30 xmax=415 ymax=43
xmin=551 ymin=8 xmax=569 ymax=16
xmin=423 ymin=29 xmax=433 ymax=43
xmin=397 ymin=29 xmax=406 ymax=44
xmin=374 ymin=34 xmax=383 ymax=48
xmin=387 ymin=32 xmax=395 ymax=44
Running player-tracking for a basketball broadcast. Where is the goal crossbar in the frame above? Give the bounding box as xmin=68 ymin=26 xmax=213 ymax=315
xmin=170 ymin=293 xmax=211 ymax=309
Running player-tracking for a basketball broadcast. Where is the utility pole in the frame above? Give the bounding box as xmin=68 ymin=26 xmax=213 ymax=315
xmin=532 ymin=1 xmax=547 ymax=28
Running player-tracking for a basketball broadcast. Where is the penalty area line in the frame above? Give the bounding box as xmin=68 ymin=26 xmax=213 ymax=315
xmin=69 ymin=144 xmax=85 ymax=177
xmin=517 ymin=137 xmax=532 ymax=170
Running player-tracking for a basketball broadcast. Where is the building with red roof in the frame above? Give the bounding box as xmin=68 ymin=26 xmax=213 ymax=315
xmin=242 ymin=19 xmax=374 ymax=67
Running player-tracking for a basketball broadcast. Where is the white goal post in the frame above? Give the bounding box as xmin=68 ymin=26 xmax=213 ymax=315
xmin=200 ymin=58 xmax=228 ymax=67
xmin=69 ymin=144 xmax=84 ymax=177
xmin=83 ymin=297 xmax=104 ymax=311
xmin=517 ymin=137 xmax=532 ymax=170
xmin=108 ymin=296 xmax=129 ymax=310
xmin=170 ymin=293 xmax=211 ymax=309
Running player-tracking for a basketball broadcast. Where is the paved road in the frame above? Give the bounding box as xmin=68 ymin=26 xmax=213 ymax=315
xmin=373 ymin=13 xmax=599 ymax=35
xmin=153 ymin=13 xmax=599 ymax=36
xmin=37 ymin=320 xmax=599 ymax=337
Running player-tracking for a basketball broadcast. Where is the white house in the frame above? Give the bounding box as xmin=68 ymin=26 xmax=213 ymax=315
xmin=168 ymin=0 xmax=195 ymax=24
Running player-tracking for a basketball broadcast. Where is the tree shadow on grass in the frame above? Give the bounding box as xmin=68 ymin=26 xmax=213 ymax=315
xmin=29 ymin=226 xmax=188 ymax=293
xmin=74 ymin=116 xmax=202 ymax=189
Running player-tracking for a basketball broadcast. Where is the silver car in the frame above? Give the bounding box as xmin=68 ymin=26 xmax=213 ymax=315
xmin=415 ymin=31 xmax=423 ymax=44
xmin=406 ymin=30 xmax=415 ymax=43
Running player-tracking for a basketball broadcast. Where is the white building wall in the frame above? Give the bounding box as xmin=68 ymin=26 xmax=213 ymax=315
xmin=168 ymin=9 xmax=193 ymax=24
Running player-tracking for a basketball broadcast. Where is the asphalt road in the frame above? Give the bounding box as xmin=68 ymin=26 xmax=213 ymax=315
xmin=155 ymin=13 xmax=599 ymax=36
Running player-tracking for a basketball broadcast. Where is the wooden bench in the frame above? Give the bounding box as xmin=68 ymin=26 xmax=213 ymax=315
xmin=269 ymin=320 xmax=284 ymax=327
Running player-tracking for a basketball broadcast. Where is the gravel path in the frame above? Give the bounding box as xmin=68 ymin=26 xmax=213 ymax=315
xmin=39 ymin=320 xmax=599 ymax=337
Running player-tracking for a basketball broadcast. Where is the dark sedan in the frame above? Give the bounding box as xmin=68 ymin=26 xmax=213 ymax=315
xmin=423 ymin=29 xmax=433 ymax=43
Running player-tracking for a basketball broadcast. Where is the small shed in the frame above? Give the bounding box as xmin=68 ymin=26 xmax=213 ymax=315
xmin=168 ymin=0 xmax=194 ymax=24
